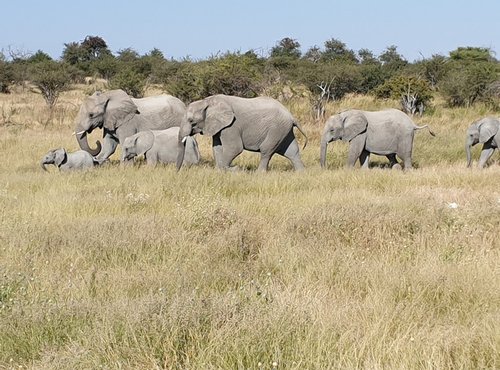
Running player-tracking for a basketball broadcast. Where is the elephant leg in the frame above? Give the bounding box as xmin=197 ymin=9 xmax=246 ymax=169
xmin=478 ymin=143 xmax=495 ymax=168
xmin=218 ymin=130 xmax=243 ymax=169
xmin=212 ymin=134 xmax=224 ymax=168
xmin=95 ymin=133 xmax=119 ymax=164
xmin=347 ymin=134 xmax=366 ymax=167
xmin=359 ymin=150 xmax=370 ymax=169
xmin=275 ymin=131 xmax=305 ymax=171
xmin=386 ymin=154 xmax=401 ymax=169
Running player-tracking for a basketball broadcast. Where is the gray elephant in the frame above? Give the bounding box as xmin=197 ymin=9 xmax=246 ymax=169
xmin=320 ymin=109 xmax=435 ymax=169
xmin=465 ymin=117 xmax=499 ymax=168
xmin=40 ymin=148 xmax=96 ymax=171
xmin=176 ymin=94 xmax=307 ymax=171
xmin=74 ymin=89 xmax=186 ymax=163
xmin=122 ymin=127 xmax=200 ymax=166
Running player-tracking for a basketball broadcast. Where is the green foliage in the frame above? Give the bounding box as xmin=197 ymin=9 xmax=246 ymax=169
xmin=379 ymin=45 xmax=407 ymax=72
xmin=321 ymin=38 xmax=358 ymax=64
xmin=109 ymin=66 xmax=146 ymax=98
xmin=0 ymin=52 xmax=12 ymax=93
xmin=439 ymin=61 xmax=498 ymax=107
xmin=449 ymin=47 xmax=495 ymax=62
xmin=374 ymin=75 xmax=433 ymax=114
xmin=29 ymin=61 xmax=70 ymax=107
xmin=167 ymin=52 xmax=264 ymax=103
xmin=27 ymin=50 xmax=52 ymax=64
xmin=270 ymin=38 xmax=301 ymax=59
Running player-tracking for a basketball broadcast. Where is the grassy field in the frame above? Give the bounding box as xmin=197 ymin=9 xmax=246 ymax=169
xmin=0 ymin=88 xmax=499 ymax=369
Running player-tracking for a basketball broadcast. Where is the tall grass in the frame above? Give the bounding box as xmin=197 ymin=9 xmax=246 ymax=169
xmin=0 ymin=89 xmax=499 ymax=369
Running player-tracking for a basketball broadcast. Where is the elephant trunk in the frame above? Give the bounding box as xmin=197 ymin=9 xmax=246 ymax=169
xmin=40 ymin=160 xmax=48 ymax=172
xmin=176 ymin=120 xmax=192 ymax=171
xmin=465 ymin=139 xmax=473 ymax=168
xmin=75 ymin=122 xmax=102 ymax=157
xmin=320 ymin=137 xmax=329 ymax=168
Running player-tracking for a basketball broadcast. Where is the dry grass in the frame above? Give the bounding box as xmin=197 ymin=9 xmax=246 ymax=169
xmin=0 ymin=89 xmax=499 ymax=369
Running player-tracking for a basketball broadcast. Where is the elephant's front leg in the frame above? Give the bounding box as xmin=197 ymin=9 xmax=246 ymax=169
xmin=347 ymin=134 xmax=366 ymax=167
xmin=478 ymin=143 xmax=496 ymax=168
xmin=215 ymin=130 xmax=243 ymax=170
xmin=95 ymin=132 xmax=119 ymax=164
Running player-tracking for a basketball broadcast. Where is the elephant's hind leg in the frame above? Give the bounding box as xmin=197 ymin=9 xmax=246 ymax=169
xmin=478 ymin=143 xmax=495 ymax=168
xmin=359 ymin=150 xmax=370 ymax=169
xmin=275 ymin=132 xmax=305 ymax=171
xmin=386 ymin=154 xmax=401 ymax=169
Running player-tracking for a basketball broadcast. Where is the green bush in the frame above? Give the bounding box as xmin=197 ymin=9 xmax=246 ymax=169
xmin=166 ymin=52 xmax=264 ymax=103
xmin=439 ymin=61 xmax=497 ymax=107
xmin=0 ymin=53 xmax=12 ymax=93
xmin=29 ymin=61 xmax=70 ymax=108
xmin=374 ymin=75 xmax=433 ymax=114
xmin=109 ymin=67 xmax=146 ymax=98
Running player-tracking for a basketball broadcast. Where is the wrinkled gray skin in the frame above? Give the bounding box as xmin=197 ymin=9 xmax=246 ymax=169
xmin=465 ymin=117 xmax=499 ymax=168
xmin=74 ymin=89 xmax=186 ymax=163
xmin=122 ymin=127 xmax=200 ymax=166
xmin=320 ymin=109 xmax=435 ymax=169
xmin=40 ymin=148 xmax=96 ymax=171
xmin=176 ymin=94 xmax=307 ymax=171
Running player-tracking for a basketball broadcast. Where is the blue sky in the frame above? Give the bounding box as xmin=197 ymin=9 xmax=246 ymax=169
xmin=1 ymin=0 xmax=498 ymax=61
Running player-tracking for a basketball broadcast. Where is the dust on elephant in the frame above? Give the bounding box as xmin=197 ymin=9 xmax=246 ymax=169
xmin=320 ymin=109 xmax=435 ymax=169
xmin=176 ymin=94 xmax=307 ymax=171
xmin=465 ymin=117 xmax=499 ymax=168
xmin=40 ymin=148 xmax=96 ymax=171
xmin=74 ymin=89 xmax=186 ymax=163
xmin=122 ymin=127 xmax=200 ymax=166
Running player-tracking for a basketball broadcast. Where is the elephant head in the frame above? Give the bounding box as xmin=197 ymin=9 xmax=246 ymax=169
xmin=40 ymin=148 xmax=67 ymax=171
xmin=75 ymin=90 xmax=140 ymax=156
xmin=320 ymin=111 xmax=368 ymax=168
xmin=176 ymin=96 xmax=235 ymax=170
xmin=465 ymin=118 xmax=499 ymax=167
xmin=122 ymin=131 xmax=155 ymax=161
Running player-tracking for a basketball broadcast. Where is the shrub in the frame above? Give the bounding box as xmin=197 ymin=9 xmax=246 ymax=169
xmin=374 ymin=75 xmax=433 ymax=114
xmin=29 ymin=61 xmax=70 ymax=108
xmin=439 ymin=61 xmax=497 ymax=107
xmin=109 ymin=67 xmax=146 ymax=98
xmin=0 ymin=53 xmax=12 ymax=93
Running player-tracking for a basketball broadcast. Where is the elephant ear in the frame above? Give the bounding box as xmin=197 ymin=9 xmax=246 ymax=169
xmin=135 ymin=131 xmax=155 ymax=156
xmin=479 ymin=119 xmax=499 ymax=143
xmin=103 ymin=90 xmax=140 ymax=131
xmin=54 ymin=148 xmax=67 ymax=167
xmin=203 ymin=99 xmax=235 ymax=137
xmin=342 ymin=112 xmax=368 ymax=142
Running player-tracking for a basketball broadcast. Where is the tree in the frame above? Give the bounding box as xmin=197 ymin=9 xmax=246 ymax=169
xmin=321 ymin=38 xmax=358 ymax=63
xmin=30 ymin=61 xmax=70 ymax=108
xmin=27 ymin=50 xmax=52 ymax=63
xmin=379 ymin=45 xmax=407 ymax=71
xmin=0 ymin=51 xmax=12 ymax=93
xmin=81 ymin=35 xmax=111 ymax=60
xmin=270 ymin=38 xmax=301 ymax=59
xmin=358 ymin=48 xmax=379 ymax=65
xmin=109 ymin=66 xmax=146 ymax=98
xmin=303 ymin=46 xmax=322 ymax=63
xmin=449 ymin=47 xmax=495 ymax=62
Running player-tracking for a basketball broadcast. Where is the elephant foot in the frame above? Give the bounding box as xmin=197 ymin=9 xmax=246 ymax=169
xmin=392 ymin=163 xmax=403 ymax=171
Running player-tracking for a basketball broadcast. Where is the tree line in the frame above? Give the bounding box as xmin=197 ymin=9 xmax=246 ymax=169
xmin=0 ymin=35 xmax=499 ymax=116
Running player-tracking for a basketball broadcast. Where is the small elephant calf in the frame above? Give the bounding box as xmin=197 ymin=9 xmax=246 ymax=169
xmin=41 ymin=148 xmax=96 ymax=171
xmin=122 ymin=127 xmax=200 ymax=166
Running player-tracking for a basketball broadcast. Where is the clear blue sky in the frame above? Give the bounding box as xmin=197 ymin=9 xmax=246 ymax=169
xmin=1 ymin=0 xmax=498 ymax=61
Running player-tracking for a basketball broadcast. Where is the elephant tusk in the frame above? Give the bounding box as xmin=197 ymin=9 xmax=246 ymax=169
xmin=181 ymin=136 xmax=188 ymax=143
xmin=72 ymin=130 xmax=86 ymax=136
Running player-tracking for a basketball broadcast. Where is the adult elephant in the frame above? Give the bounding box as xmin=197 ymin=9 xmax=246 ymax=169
xmin=74 ymin=89 xmax=186 ymax=163
xmin=465 ymin=117 xmax=499 ymax=168
xmin=320 ymin=109 xmax=435 ymax=169
xmin=176 ymin=94 xmax=307 ymax=171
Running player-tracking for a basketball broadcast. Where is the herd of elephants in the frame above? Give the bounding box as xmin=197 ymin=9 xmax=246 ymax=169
xmin=40 ymin=89 xmax=500 ymax=172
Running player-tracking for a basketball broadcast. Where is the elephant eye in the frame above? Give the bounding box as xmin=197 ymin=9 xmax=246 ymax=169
xmin=89 ymin=113 xmax=94 ymax=118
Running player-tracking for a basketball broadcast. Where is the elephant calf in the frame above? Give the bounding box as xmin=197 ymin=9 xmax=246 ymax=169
xmin=465 ymin=117 xmax=499 ymax=168
xmin=41 ymin=148 xmax=96 ymax=171
xmin=320 ymin=109 xmax=435 ymax=169
xmin=122 ymin=127 xmax=200 ymax=166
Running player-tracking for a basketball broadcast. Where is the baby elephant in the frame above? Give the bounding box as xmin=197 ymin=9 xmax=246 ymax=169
xmin=122 ymin=127 xmax=200 ymax=166
xmin=41 ymin=148 xmax=96 ymax=171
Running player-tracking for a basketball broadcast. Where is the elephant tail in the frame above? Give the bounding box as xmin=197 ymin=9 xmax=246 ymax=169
xmin=293 ymin=121 xmax=308 ymax=149
xmin=414 ymin=124 xmax=436 ymax=137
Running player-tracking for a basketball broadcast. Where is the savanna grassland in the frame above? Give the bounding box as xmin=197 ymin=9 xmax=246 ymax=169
xmin=0 ymin=86 xmax=499 ymax=369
